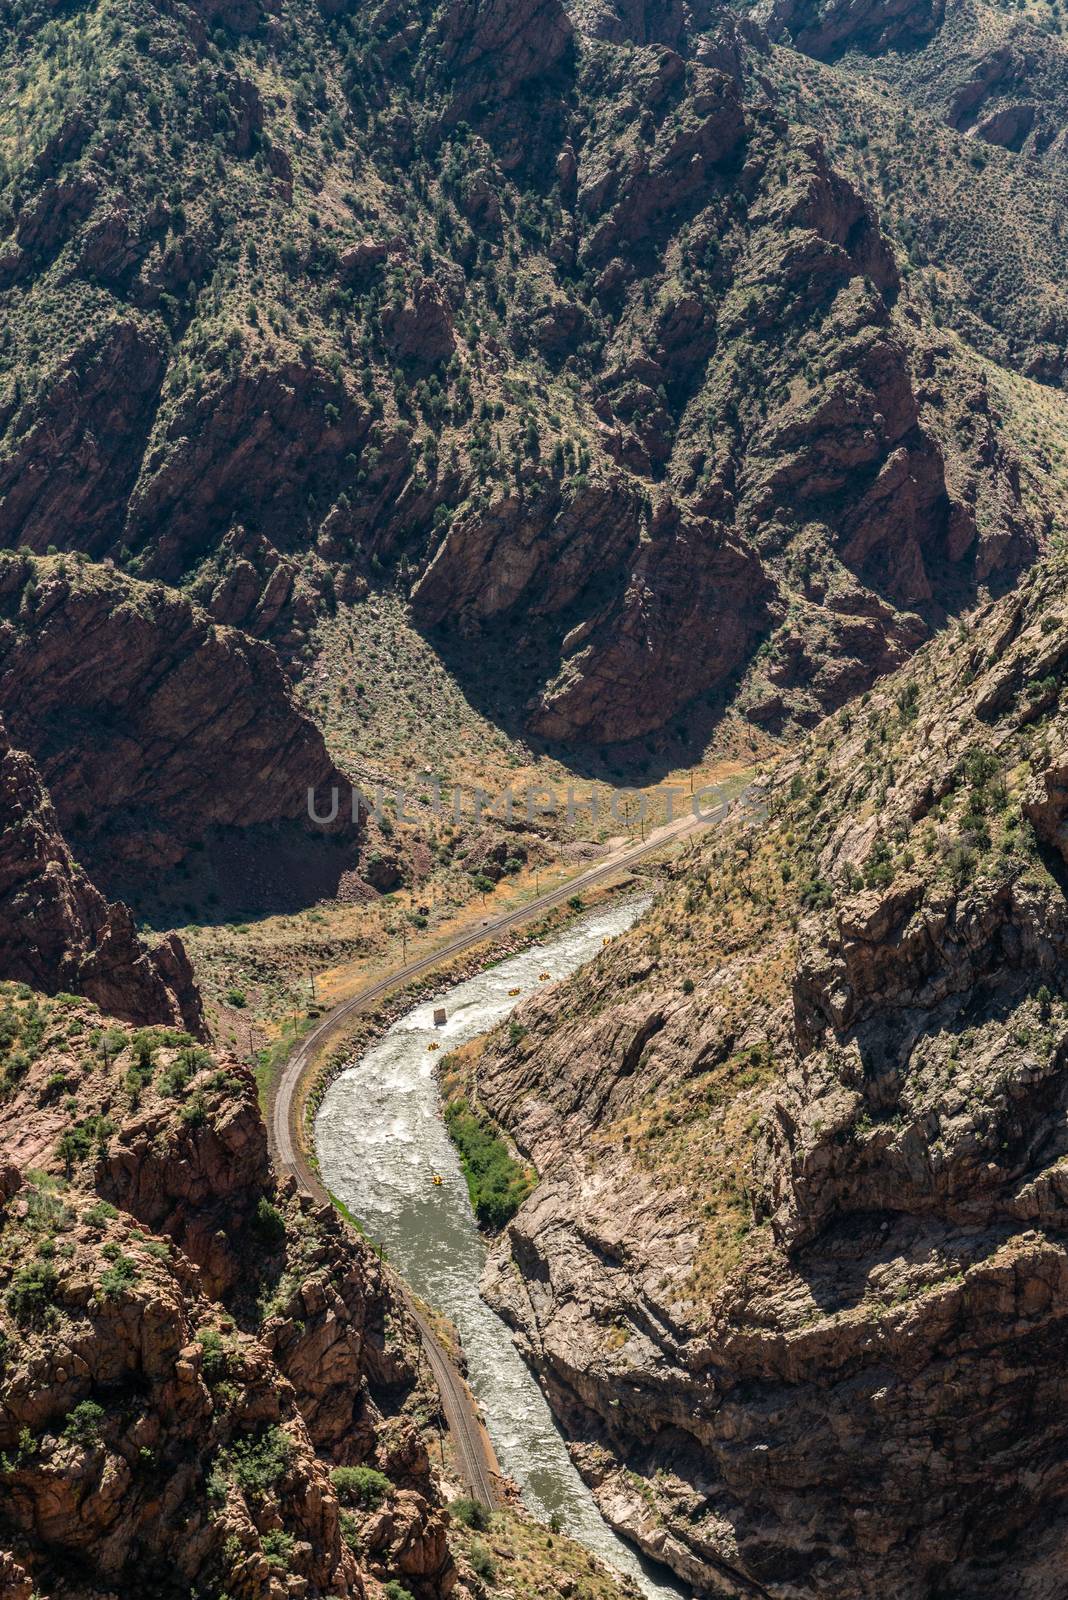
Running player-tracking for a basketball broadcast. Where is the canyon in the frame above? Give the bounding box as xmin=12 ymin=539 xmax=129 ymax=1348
xmin=2 ymin=0 xmax=1068 ymax=1594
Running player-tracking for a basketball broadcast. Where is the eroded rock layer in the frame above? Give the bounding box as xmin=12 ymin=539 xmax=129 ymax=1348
xmin=0 ymin=553 xmax=358 ymax=888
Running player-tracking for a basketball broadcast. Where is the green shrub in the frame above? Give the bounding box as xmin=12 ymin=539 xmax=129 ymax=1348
xmin=947 ymin=843 xmax=977 ymax=886
xmin=159 ymin=1045 xmax=212 ymax=1097
xmin=98 ymin=1254 xmax=138 ymax=1299
xmin=130 ymin=1032 xmax=158 ymax=1073
xmin=384 ymin=1584 xmax=415 ymax=1600
xmin=56 ymin=1115 xmax=114 ymax=1174
xmin=261 ymin=1529 xmax=294 ymax=1569
xmin=26 ymin=1185 xmax=71 ymax=1234
xmin=198 ymin=1327 xmax=230 ymax=1382
xmin=229 ymin=1426 xmax=293 ymax=1499
xmin=252 ymin=1197 xmax=286 ymax=1248
xmin=63 ymin=1399 xmax=105 ymax=1444
xmin=181 ymin=1091 xmax=208 ymax=1126
xmin=452 ymin=1495 xmax=490 ymax=1530
xmin=331 ymin=1464 xmax=392 ymax=1509
xmin=443 ymin=1098 xmax=535 ymax=1230
xmin=6 ymin=1261 xmax=59 ymax=1323
xmin=468 ymin=1541 xmax=497 ymax=1581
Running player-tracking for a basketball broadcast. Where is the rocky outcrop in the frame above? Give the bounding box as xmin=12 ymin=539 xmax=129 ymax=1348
xmin=0 ymin=554 xmax=358 ymax=886
xmin=469 ymin=560 xmax=1068 ymax=1597
xmin=125 ymin=355 xmax=373 ymax=597
xmin=0 ymin=319 xmax=168 ymax=558
xmin=0 ymin=1012 xmax=452 ymax=1599
xmin=382 ymin=278 xmax=457 ymax=373
xmin=1025 ymin=750 xmax=1068 ymax=864
xmin=404 ymin=78 xmax=1037 ymax=746
xmin=529 ymin=499 xmax=771 ymax=743
xmin=764 ymin=0 xmax=945 ymax=59
xmin=0 ymin=721 xmax=203 ymax=1033
xmin=575 ymin=62 xmax=748 ymax=268
xmin=898 ymin=19 xmax=1068 ymax=162
xmin=435 ymin=0 xmax=575 ymax=106
xmin=413 ymin=473 xmax=771 ymax=744
xmin=564 ymin=0 xmax=720 ymax=46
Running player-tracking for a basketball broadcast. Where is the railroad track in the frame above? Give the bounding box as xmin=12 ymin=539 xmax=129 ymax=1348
xmin=269 ymin=789 xmax=750 ymax=1503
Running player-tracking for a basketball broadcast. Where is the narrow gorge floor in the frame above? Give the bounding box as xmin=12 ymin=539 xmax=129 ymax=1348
xmin=315 ymin=900 xmax=687 ymax=1600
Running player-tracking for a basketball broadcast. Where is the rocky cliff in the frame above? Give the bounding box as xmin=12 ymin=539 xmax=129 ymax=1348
xmin=754 ymin=0 xmax=1068 ymax=387
xmin=471 ymin=556 xmax=1068 ymax=1597
xmin=0 ymin=993 xmax=646 ymax=1600
xmin=0 ymin=1004 xmax=454 ymax=1599
xmin=0 ymin=721 xmax=203 ymax=1034
xmin=0 ymin=553 xmax=358 ymax=891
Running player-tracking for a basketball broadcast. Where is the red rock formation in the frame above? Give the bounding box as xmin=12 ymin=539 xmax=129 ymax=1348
xmin=414 ymin=471 xmax=771 ymax=743
xmin=437 ymin=0 xmax=575 ymax=104
xmin=529 ymin=499 xmax=772 ymax=743
xmin=766 ymin=0 xmax=945 ymax=59
xmin=124 ymin=355 xmax=373 ymax=591
xmin=0 ymin=320 xmax=168 ymax=557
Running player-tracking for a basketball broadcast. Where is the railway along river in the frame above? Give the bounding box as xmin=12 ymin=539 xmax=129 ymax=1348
xmin=315 ymin=896 xmax=687 ymax=1600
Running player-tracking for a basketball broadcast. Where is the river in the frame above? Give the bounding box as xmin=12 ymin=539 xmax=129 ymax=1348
xmin=315 ymin=896 xmax=689 ymax=1600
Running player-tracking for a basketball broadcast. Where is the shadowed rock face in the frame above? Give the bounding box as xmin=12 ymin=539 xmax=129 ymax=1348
xmin=0 ymin=554 xmax=359 ymax=888
xmin=0 ymin=721 xmax=204 ymax=1033
xmin=526 ymin=501 xmax=772 ymax=744
xmin=438 ymin=0 xmax=575 ymax=103
xmin=564 ymin=0 xmax=721 ymax=46
xmin=409 ymin=77 xmax=1036 ymax=744
xmin=764 ymin=0 xmax=946 ymax=60
xmin=468 ymin=562 xmax=1068 ymax=1598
